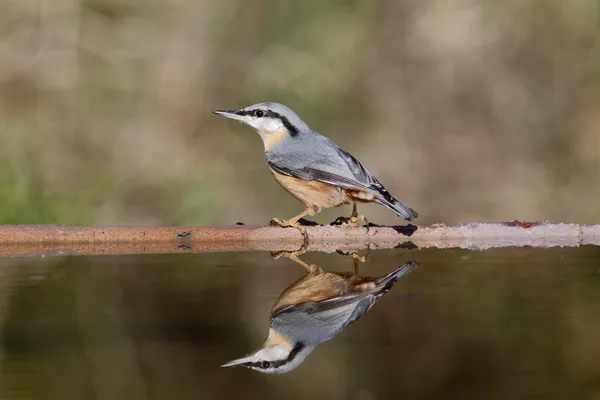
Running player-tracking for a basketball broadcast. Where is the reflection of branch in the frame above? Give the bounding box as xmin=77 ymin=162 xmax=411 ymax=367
xmin=0 ymin=222 xmax=598 ymax=257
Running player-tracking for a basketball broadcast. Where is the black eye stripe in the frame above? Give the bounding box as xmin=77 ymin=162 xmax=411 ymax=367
xmin=235 ymin=109 xmax=299 ymax=137
xmin=235 ymin=110 xmax=254 ymax=117
xmin=245 ymin=344 xmax=305 ymax=370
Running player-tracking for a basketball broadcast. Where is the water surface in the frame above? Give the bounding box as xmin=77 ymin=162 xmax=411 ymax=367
xmin=0 ymin=246 xmax=599 ymax=399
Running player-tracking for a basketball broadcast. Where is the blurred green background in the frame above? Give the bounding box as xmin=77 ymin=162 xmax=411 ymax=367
xmin=1 ymin=0 xmax=599 ymax=226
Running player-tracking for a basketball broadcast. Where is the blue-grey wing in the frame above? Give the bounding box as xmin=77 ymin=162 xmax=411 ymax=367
xmin=271 ymin=293 xmax=378 ymax=345
xmin=266 ymin=134 xmax=387 ymax=194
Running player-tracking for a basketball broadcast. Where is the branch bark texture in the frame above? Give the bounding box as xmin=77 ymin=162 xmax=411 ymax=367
xmin=0 ymin=221 xmax=598 ymax=258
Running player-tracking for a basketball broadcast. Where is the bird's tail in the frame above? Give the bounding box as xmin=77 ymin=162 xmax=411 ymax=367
xmin=376 ymin=193 xmax=418 ymax=221
xmin=376 ymin=261 xmax=419 ymax=293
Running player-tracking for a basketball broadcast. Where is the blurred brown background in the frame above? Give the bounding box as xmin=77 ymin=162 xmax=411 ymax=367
xmin=1 ymin=0 xmax=599 ymax=226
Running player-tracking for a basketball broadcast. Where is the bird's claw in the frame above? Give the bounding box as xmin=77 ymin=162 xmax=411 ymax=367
xmin=270 ymin=250 xmax=286 ymax=260
xmin=269 ymin=217 xmax=286 ymax=227
xmin=332 ymin=214 xmax=370 ymax=234
xmin=270 ymin=248 xmax=318 ymax=272
xmin=354 ymin=214 xmax=371 ymax=235
xmin=298 ymin=226 xmax=309 ymax=245
xmin=269 ymin=218 xmax=310 ymax=247
xmin=351 ymin=251 xmax=368 ymax=274
xmin=351 ymin=253 xmax=367 ymax=264
xmin=308 ymin=264 xmax=323 ymax=274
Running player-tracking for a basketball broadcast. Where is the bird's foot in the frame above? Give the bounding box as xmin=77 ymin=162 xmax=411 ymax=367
xmin=351 ymin=252 xmax=367 ymax=275
xmin=331 ymin=214 xmax=371 ymax=234
xmin=308 ymin=264 xmax=323 ymax=274
xmin=269 ymin=217 xmax=287 ymax=227
xmin=269 ymin=217 xmax=310 ymax=245
xmin=270 ymin=248 xmax=321 ymax=273
xmin=271 ymin=249 xmax=300 ymax=260
xmin=334 ymin=248 xmax=370 ymax=275
xmin=351 ymin=252 xmax=367 ymax=264
xmin=351 ymin=214 xmax=370 ymax=230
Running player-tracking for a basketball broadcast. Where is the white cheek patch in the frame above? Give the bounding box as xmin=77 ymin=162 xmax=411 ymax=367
xmin=258 ymin=346 xmax=288 ymax=361
xmin=261 ymin=118 xmax=284 ymax=133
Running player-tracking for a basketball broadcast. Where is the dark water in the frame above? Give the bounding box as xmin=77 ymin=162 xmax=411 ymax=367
xmin=0 ymin=246 xmax=599 ymax=399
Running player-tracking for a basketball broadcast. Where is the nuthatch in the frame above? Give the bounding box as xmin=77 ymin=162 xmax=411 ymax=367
xmin=221 ymin=256 xmax=419 ymax=374
xmin=213 ymin=102 xmax=418 ymax=236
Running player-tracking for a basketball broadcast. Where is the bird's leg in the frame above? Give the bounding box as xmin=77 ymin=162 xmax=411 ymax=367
xmin=271 ymin=247 xmax=322 ymax=273
xmin=350 ymin=203 xmax=366 ymax=223
xmin=349 ymin=204 xmax=370 ymax=233
xmin=351 ymin=252 xmax=367 ymax=275
xmin=270 ymin=208 xmax=309 ymax=227
xmin=332 ymin=204 xmax=369 ymax=232
xmin=351 ymin=246 xmax=372 ymax=274
xmin=350 ymin=203 xmax=358 ymax=220
xmin=335 ymin=248 xmax=370 ymax=274
xmin=270 ymin=207 xmax=318 ymax=244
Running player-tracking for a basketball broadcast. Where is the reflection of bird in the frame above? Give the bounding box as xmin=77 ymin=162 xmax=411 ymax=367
xmin=213 ymin=102 xmax=418 ymax=238
xmin=222 ymin=258 xmax=419 ymax=374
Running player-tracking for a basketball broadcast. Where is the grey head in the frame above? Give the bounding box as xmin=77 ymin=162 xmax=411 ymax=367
xmin=213 ymin=102 xmax=312 ymax=150
xmin=221 ymin=328 xmax=315 ymax=375
xmin=222 ymin=261 xmax=419 ymax=375
xmin=221 ymin=292 xmax=392 ymax=375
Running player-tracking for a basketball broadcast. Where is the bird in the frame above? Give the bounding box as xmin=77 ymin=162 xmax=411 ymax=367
xmin=221 ymin=255 xmax=419 ymax=374
xmin=213 ymin=102 xmax=418 ymax=237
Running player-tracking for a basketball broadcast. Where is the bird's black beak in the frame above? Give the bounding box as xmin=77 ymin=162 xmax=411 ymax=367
xmin=213 ymin=109 xmax=245 ymax=122
xmin=213 ymin=109 xmax=236 ymax=116
xmin=221 ymin=356 xmax=253 ymax=368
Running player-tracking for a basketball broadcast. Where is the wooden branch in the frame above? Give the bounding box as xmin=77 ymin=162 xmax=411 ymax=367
xmin=0 ymin=221 xmax=598 ymax=258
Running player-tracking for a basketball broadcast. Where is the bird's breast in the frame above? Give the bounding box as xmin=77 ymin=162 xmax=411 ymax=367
xmin=267 ymin=165 xmax=353 ymax=209
xmin=272 ymin=272 xmax=350 ymax=315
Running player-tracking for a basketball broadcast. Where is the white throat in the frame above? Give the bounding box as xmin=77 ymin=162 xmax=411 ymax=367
xmin=251 ymin=118 xmax=287 ymax=150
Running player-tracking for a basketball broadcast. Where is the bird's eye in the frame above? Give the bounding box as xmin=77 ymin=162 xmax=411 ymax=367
xmin=254 ymin=109 xmax=264 ymax=118
xmin=261 ymin=361 xmax=271 ymax=368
